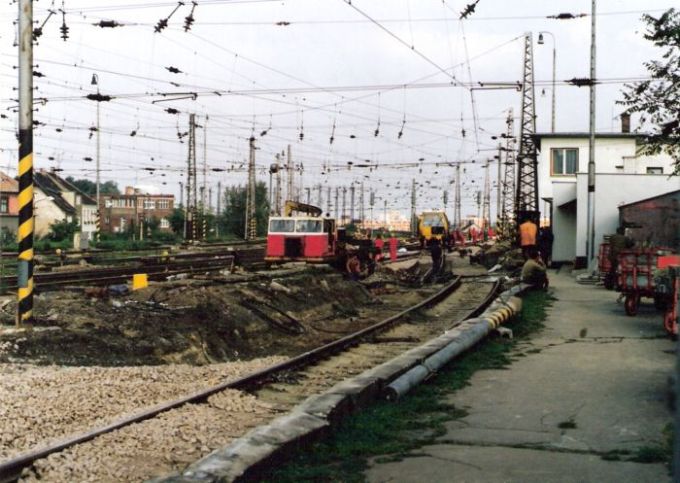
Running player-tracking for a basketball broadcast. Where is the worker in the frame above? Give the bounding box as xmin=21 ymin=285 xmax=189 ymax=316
xmin=606 ymin=226 xmax=634 ymax=288
xmin=346 ymin=253 xmax=362 ymax=281
xmin=521 ymin=246 xmax=548 ymax=289
xmin=389 ymin=235 xmax=398 ymax=262
xmin=374 ymin=233 xmax=385 ymax=261
xmin=429 ymin=238 xmax=443 ymax=275
xmin=537 ymin=227 xmax=554 ymax=266
xmin=519 ymin=218 xmax=538 ymax=258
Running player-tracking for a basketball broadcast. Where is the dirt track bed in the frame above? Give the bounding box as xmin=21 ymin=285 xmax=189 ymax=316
xmin=0 ymin=264 xmax=436 ymax=367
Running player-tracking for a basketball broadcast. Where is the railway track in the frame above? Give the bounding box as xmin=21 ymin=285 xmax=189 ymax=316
xmin=0 ymin=247 xmax=266 ymax=294
xmin=0 ymin=276 xmax=499 ymax=482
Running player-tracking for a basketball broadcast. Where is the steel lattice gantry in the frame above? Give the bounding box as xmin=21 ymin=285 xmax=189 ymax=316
xmin=515 ymin=32 xmax=540 ymax=224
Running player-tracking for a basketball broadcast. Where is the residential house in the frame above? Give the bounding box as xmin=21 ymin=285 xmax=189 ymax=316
xmin=100 ymin=186 xmax=174 ymax=234
xmin=535 ymin=116 xmax=679 ymax=266
xmin=33 ymin=170 xmax=98 ymax=245
xmin=0 ymin=171 xmax=19 ymax=234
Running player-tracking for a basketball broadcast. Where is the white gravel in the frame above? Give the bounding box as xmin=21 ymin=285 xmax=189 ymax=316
xmin=0 ymin=357 xmax=284 ymax=463
xmin=20 ymin=389 xmax=275 ymax=483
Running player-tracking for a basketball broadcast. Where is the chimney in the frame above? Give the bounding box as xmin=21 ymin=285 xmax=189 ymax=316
xmin=621 ymin=113 xmax=631 ymax=133
xmin=125 ymin=186 xmax=134 ymax=195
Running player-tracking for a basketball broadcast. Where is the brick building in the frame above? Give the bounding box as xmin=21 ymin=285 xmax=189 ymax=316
xmin=100 ymin=186 xmax=175 ymax=234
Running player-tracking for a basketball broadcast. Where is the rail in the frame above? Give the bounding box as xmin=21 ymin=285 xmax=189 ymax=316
xmin=0 ymin=276 xmax=503 ymax=483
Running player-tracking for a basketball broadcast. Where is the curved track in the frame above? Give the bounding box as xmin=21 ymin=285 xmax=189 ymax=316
xmin=0 ymin=276 xmax=498 ymax=482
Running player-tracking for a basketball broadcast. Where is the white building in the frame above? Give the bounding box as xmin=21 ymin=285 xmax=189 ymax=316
xmin=34 ymin=170 xmax=98 ymax=246
xmin=535 ymin=124 xmax=679 ymax=266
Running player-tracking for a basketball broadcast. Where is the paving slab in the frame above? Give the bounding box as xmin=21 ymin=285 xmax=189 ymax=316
xmin=365 ymin=444 xmax=668 ymax=483
xmin=366 ymin=270 xmax=674 ymax=482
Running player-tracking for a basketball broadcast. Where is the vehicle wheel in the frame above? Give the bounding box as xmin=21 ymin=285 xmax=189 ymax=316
xmin=624 ymin=294 xmax=638 ymax=316
xmin=653 ymin=296 xmax=668 ymax=311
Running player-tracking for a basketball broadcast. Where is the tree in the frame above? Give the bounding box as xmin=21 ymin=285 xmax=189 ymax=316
xmin=167 ymin=208 xmax=185 ymax=235
xmin=619 ymin=8 xmax=680 ymax=174
xmin=47 ymin=219 xmax=80 ymax=242
xmin=66 ymin=177 xmax=120 ymax=196
xmin=218 ymin=182 xmax=270 ymax=238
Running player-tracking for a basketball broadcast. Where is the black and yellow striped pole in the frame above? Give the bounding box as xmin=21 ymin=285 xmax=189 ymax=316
xmin=17 ymin=0 xmax=34 ymax=326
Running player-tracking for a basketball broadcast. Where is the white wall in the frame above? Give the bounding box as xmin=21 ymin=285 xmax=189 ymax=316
xmin=551 ymin=182 xmax=577 ymax=262
xmin=537 ymin=136 xmax=676 ymax=205
xmin=574 ymin=173 xmax=680 ymax=258
xmin=34 ymin=189 xmax=73 ymax=238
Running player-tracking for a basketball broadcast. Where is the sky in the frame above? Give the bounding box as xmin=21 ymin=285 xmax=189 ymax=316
xmin=0 ymin=0 xmax=674 ymax=221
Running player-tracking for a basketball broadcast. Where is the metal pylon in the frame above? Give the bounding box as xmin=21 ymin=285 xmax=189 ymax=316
xmin=454 ymin=164 xmax=462 ymax=228
xmin=245 ymin=136 xmax=257 ymax=240
xmin=515 ymin=33 xmax=539 ymax=224
xmin=500 ymin=108 xmax=517 ymax=237
xmin=482 ymin=160 xmax=491 ymax=232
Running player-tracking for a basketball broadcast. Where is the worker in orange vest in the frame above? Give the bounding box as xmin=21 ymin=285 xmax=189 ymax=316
xmin=519 ymin=218 xmax=538 ymax=259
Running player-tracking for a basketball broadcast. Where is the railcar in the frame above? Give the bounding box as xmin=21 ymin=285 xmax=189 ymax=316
xmin=265 ymin=216 xmax=339 ymax=263
xmin=417 ymin=211 xmax=450 ymax=247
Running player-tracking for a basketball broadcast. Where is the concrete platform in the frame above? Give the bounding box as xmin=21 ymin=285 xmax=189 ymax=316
xmin=365 ymin=269 xmax=674 ymax=483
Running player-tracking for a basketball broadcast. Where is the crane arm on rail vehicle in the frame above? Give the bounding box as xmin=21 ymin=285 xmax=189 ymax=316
xmin=284 ymin=200 xmax=323 ymax=217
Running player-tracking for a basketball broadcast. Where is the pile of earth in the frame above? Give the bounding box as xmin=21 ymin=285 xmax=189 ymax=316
xmin=0 ymin=265 xmax=435 ymax=367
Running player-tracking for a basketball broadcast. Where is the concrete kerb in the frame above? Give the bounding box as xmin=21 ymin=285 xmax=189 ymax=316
xmin=154 ymin=283 xmax=525 ymax=483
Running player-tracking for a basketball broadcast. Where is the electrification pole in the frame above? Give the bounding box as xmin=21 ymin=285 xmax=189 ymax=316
xmin=410 ymin=179 xmax=417 ymax=236
xmin=91 ymin=73 xmax=101 ymax=242
xmin=286 ymin=144 xmax=293 ymax=203
xmin=586 ymin=0 xmax=597 ymax=266
xmin=326 ymin=186 xmax=331 ymax=215
xmin=245 ymin=137 xmax=257 ymax=240
xmin=216 ymin=180 xmax=221 ymax=238
xmin=350 ymin=185 xmax=355 ymax=224
xmin=17 ymin=0 xmax=34 ymax=325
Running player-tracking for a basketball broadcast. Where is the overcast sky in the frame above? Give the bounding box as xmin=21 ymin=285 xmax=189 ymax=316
xmin=0 ymin=0 xmax=674 ymax=219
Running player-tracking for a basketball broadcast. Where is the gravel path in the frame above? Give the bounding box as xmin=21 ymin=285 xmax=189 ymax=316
xmin=0 ymin=357 xmax=284 ymax=463
xmin=20 ymin=389 xmax=274 ymax=482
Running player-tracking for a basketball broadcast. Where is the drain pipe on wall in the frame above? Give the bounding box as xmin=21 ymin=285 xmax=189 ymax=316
xmin=385 ymin=286 xmax=523 ymax=401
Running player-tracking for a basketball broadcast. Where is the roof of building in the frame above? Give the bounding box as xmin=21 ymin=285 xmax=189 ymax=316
xmin=34 ymin=171 xmax=77 ymax=215
xmin=532 ymin=132 xmax=643 ymax=150
xmin=617 ymin=189 xmax=680 ymax=210
xmin=0 ymin=171 xmax=18 ymax=193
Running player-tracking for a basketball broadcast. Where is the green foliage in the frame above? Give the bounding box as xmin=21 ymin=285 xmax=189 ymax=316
xmin=65 ymin=177 xmax=120 ymax=196
xmin=47 ymin=218 xmax=79 ymax=242
xmin=618 ymin=8 xmax=680 ymax=173
xmin=167 ymin=208 xmax=185 ymax=235
xmin=218 ymin=182 xmax=270 ymax=238
xmin=264 ymin=291 xmax=552 ymax=482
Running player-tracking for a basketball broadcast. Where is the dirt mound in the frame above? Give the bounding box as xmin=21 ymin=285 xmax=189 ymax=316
xmin=0 ymin=267 xmax=432 ymax=367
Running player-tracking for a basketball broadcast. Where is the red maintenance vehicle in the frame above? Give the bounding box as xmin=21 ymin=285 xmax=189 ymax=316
xmin=265 ymin=201 xmax=340 ymax=263
xmin=616 ymin=248 xmax=679 ymax=337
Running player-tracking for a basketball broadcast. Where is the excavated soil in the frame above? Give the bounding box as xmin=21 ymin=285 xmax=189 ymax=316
xmin=0 ymin=264 xmax=436 ymax=366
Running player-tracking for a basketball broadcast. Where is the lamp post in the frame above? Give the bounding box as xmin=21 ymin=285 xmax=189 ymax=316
xmin=538 ymin=31 xmax=556 ymax=133
xmin=90 ymin=73 xmax=101 ymax=240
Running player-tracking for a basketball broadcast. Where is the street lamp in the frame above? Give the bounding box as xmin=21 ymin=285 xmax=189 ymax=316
xmin=90 ymin=73 xmax=101 ymax=239
xmin=538 ymin=31 xmax=557 ymax=133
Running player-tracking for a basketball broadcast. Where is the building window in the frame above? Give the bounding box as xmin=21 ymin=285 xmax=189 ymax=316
xmin=646 ymin=167 xmax=663 ymax=174
xmin=0 ymin=196 xmax=8 ymax=213
xmin=143 ymin=199 xmax=155 ymax=210
xmin=160 ymin=218 xmax=170 ymax=229
xmin=104 ymin=200 xmax=112 ymax=208
xmin=119 ymin=217 xmax=126 ymax=230
xmin=157 ymin=199 xmax=170 ymax=209
xmin=551 ymin=148 xmax=578 ymax=175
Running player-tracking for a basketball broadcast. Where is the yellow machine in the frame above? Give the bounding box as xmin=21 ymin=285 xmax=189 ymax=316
xmin=283 ymin=200 xmax=323 ymax=217
xmin=418 ymin=211 xmax=450 ymax=247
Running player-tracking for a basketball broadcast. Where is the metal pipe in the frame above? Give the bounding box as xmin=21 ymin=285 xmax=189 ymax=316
xmin=386 ymin=295 xmax=521 ymax=401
